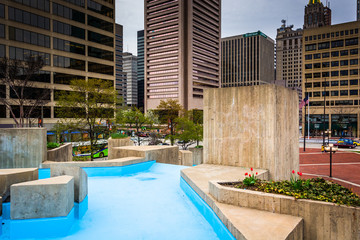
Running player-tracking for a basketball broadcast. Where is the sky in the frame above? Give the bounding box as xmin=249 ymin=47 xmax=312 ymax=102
xmin=115 ymin=0 xmax=357 ymax=56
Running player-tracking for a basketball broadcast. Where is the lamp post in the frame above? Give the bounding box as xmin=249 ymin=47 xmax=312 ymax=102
xmin=329 ymin=143 xmax=333 ymax=177
xmin=303 ymin=78 xmax=307 ymax=152
xmin=323 ymin=78 xmax=327 ymax=147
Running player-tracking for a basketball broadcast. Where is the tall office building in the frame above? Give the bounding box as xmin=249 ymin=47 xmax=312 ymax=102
xmin=221 ymin=31 xmax=274 ymax=87
xmin=276 ymin=21 xmax=303 ymax=89
xmin=0 ymin=0 xmax=116 ymax=128
xmin=115 ymin=24 xmax=126 ymax=105
xmin=358 ymin=0 xmax=359 ymax=21
xmin=123 ymin=52 xmax=138 ymax=106
xmin=302 ymin=21 xmax=360 ymax=137
xmin=137 ymin=30 xmax=144 ymax=111
xmin=304 ymin=0 xmax=331 ymax=29
xmin=144 ymin=0 xmax=221 ymax=111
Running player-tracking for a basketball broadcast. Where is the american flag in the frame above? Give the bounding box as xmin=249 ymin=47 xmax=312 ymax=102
xmin=299 ymin=95 xmax=309 ymax=109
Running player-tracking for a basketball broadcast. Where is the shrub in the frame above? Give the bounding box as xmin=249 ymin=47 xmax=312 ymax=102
xmin=73 ymin=156 xmax=91 ymax=161
xmin=195 ymin=145 xmax=203 ymax=149
xmin=242 ymin=168 xmax=259 ymax=187
xmin=47 ymin=142 xmax=60 ymax=149
xmin=111 ymin=132 xmax=128 ymax=139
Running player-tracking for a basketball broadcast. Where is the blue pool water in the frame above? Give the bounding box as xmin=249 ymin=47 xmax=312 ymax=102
xmin=1 ymin=162 xmax=234 ymax=240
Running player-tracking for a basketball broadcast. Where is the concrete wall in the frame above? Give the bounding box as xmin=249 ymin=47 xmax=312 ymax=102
xmin=47 ymin=143 xmax=73 ymax=162
xmin=209 ymin=181 xmax=360 ymax=240
xmin=179 ymin=150 xmax=193 ymax=166
xmin=108 ymin=137 xmax=133 ymax=160
xmin=111 ymin=146 xmax=180 ymax=165
xmin=204 ymin=85 xmax=299 ymax=181
xmin=0 ymin=128 xmax=47 ymax=168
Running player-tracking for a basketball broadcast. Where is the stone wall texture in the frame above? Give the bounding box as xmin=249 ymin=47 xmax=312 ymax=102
xmin=210 ymin=181 xmax=360 ymax=240
xmin=204 ymin=85 xmax=299 ymax=181
xmin=108 ymin=137 xmax=133 ymax=160
xmin=189 ymin=147 xmax=203 ymax=165
xmin=47 ymin=143 xmax=73 ymax=162
xmin=0 ymin=128 xmax=47 ymax=168
xmin=10 ymin=176 xmax=74 ymax=219
xmin=179 ymin=150 xmax=193 ymax=166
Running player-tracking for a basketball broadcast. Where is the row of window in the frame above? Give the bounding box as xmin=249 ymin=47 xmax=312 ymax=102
xmin=309 ymin=100 xmax=359 ymax=106
xmin=9 ymin=26 xmax=50 ymax=48
xmin=87 ymin=0 xmax=113 ymax=18
xmin=0 ymin=24 xmax=4 ymax=39
xmin=88 ymin=31 xmax=113 ymax=47
xmin=53 ymin=37 xmax=85 ymax=55
xmin=12 ymin=0 xmax=50 ymax=12
xmin=305 ymin=38 xmax=358 ymax=51
xmin=53 ymin=20 xmax=85 ymax=39
xmin=305 ymin=69 xmax=359 ymax=78
xmin=305 ymin=28 xmax=359 ymax=41
xmin=9 ymin=7 xmax=50 ymax=30
xmin=9 ymin=46 xmax=50 ymax=65
xmin=0 ymin=4 xmax=5 ymax=18
xmin=88 ymin=15 xmax=113 ymax=33
xmin=308 ymin=90 xmax=358 ymax=97
xmin=305 ymin=59 xmax=358 ymax=69
xmin=305 ymin=49 xmax=358 ymax=60
xmin=53 ymin=55 xmax=85 ymax=70
xmin=0 ymin=45 xmax=4 ymax=58
xmin=305 ymin=79 xmax=358 ymax=88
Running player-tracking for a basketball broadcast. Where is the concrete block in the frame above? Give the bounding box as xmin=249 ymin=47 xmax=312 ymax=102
xmin=0 ymin=168 xmax=38 ymax=201
xmin=10 ymin=176 xmax=74 ymax=219
xmin=0 ymin=128 xmax=47 ymax=168
xmin=108 ymin=137 xmax=133 ymax=160
xmin=189 ymin=147 xmax=203 ymax=165
xmin=50 ymin=165 xmax=88 ymax=203
xmin=179 ymin=150 xmax=193 ymax=166
xmin=204 ymin=85 xmax=299 ymax=181
xmin=47 ymin=143 xmax=72 ymax=162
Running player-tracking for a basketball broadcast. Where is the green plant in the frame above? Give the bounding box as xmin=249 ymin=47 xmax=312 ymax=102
xmin=290 ymin=170 xmax=303 ymax=190
xmin=73 ymin=156 xmax=91 ymax=161
xmin=47 ymin=142 xmax=60 ymax=149
xmin=242 ymin=168 xmax=258 ymax=187
xmin=195 ymin=145 xmax=203 ymax=148
xmin=111 ymin=132 xmax=128 ymax=139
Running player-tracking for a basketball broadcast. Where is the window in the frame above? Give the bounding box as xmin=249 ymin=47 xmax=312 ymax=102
xmin=340 ymin=70 xmax=348 ymax=76
xmin=331 ymin=71 xmax=339 ymax=77
xmin=350 ymin=90 xmax=358 ymax=95
xmin=313 ymin=63 xmax=321 ymax=69
xmin=88 ymin=15 xmax=113 ymax=32
xmin=331 ymin=81 xmax=339 ymax=86
xmin=322 ymin=62 xmax=330 ymax=68
xmin=313 ymin=82 xmax=321 ymax=88
xmin=322 ymin=72 xmax=329 ymax=77
xmin=8 ymin=7 xmax=50 ymax=30
xmin=340 ymin=50 xmax=349 ymax=56
xmin=340 ymin=80 xmax=348 ymax=86
xmin=305 ymin=83 xmax=312 ymax=88
xmin=331 ymin=51 xmax=339 ymax=57
xmin=53 ymin=55 xmax=85 ymax=70
xmin=88 ymin=46 xmax=113 ymax=61
xmin=331 ymin=40 xmax=344 ymax=48
xmin=331 ymin=91 xmax=339 ymax=96
xmin=54 ymin=72 xmax=85 ymax=85
xmin=0 ymin=4 xmax=4 ymax=18
xmin=305 ymin=54 xmax=312 ymax=60
xmin=313 ymin=92 xmax=321 ymax=97
xmin=345 ymin=38 xmax=358 ymax=46
xmin=12 ymin=0 xmax=50 ymax=12
xmin=61 ymin=0 xmax=85 ymax=7
xmin=9 ymin=47 xmax=50 ymax=65
xmin=305 ymin=44 xmax=316 ymax=51
xmin=313 ymin=53 xmax=321 ymax=59
xmin=87 ymin=0 xmax=113 ymax=18
xmin=350 ymin=79 xmax=358 ymax=85
xmin=9 ymin=27 xmax=50 ymax=48
xmin=0 ymin=44 xmax=5 ymax=58
xmin=322 ymin=52 xmax=330 ymax=58
xmin=53 ymin=38 xmax=85 ymax=55
xmin=350 ymin=69 xmax=358 ymax=75
xmin=318 ymin=42 xmax=330 ymax=50
xmin=340 ymin=90 xmax=348 ymax=96
xmin=313 ymin=73 xmax=321 ymax=78
xmin=53 ymin=3 xmax=85 ymax=23
xmin=0 ymin=24 xmax=4 ymax=38
xmin=88 ymin=31 xmax=113 ymax=47
xmin=53 ymin=20 xmax=85 ymax=39
xmin=88 ymin=61 xmax=114 ymax=75
xmin=305 ymin=64 xmax=312 ymax=69
xmin=340 ymin=60 xmax=348 ymax=66
xmin=350 ymin=59 xmax=358 ymax=65
xmin=350 ymin=49 xmax=358 ymax=55
xmin=331 ymin=61 xmax=339 ymax=67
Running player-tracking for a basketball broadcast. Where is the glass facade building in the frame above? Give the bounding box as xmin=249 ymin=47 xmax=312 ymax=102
xmin=0 ymin=0 xmax=116 ymax=128
xmin=137 ymin=30 xmax=144 ymax=111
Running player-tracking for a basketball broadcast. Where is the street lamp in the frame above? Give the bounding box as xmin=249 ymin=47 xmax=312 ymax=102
xmin=323 ymin=78 xmax=327 ymax=147
xmin=329 ymin=143 xmax=333 ymax=177
xmin=303 ymin=78 xmax=308 ymax=152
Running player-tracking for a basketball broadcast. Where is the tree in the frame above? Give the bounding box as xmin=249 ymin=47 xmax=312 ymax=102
xmin=116 ymin=107 xmax=149 ymax=146
xmin=0 ymin=57 xmax=51 ymax=127
xmin=156 ymin=99 xmax=183 ymax=145
xmin=175 ymin=113 xmax=203 ymax=150
xmin=56 ymin=78 xmax=116 ymax=160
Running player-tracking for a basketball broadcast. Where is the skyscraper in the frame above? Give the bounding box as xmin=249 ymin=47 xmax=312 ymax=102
xmin=115 ymin=24 xmax=126 ymax=105
xmin=304 ymin=0 xmax=331 ymax=29
xmin=221 ymin=31 xmax=274 ymax=87
xmin=137 ymin=30 xmax=145 ymax=111
xmin=0 ymin=0 xmax=116 ymax=128
xmin=358 ymin=0 xmax=359 ymax=21
xmin=123 ymin=52 xmax=138 ymax=106
xmin=144 ymin=0 xmax=221 ymax=111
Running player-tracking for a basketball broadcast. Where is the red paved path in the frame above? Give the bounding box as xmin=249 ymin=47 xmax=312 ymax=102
xmin=299 ymin=148 xmax=360 ymax=195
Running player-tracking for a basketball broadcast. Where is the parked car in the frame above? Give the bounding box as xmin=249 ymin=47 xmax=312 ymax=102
xmin=158 ymin=142 xmax=169 ymax=145
xmin=334 ymin=142 xmax=356 ymax=148
xmin=337 ymin=138 xmax=357 ymax=148
xmin=136 ymin=132 xmax=148 ymax=137
xmin=352 ymin=138 xmax=360 ymax=146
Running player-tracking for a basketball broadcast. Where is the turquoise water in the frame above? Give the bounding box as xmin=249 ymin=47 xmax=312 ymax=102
xmin=1 ymin=163 xmax=233 ymax=240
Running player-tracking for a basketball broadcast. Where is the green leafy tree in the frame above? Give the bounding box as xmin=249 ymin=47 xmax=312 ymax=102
xmin=116 ymin=107 xmax=149 ymax=145
xmin=56 ymin=78 xmax=116 ymax=160
xmin=175 ymin=113 xmax=203 ymax=149
xmin=156 ymin=99 xmax=183 ymax=145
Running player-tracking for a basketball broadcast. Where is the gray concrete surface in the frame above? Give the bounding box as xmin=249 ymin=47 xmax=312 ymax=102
xmin=0 ymin=168 xmax=38 ymax=201
xmin=42 ymin=157 xmax=147 ymax=168
xmin=50 ymin=165 xmax=87 ymax=203
xmin=108 ymin=137 xmax=133 ymax=160
xmin=0 ymin=128 xmax=47 ymax=168
xmin=47 ymin=143 xmax=73 ymax=162
xmin=189 ymin=147 xmax=203 ymax=165
xmin=179 ymin=150 xmax=193 ymax=166
xmin=10 ymin=176 xmax=74 ymax=219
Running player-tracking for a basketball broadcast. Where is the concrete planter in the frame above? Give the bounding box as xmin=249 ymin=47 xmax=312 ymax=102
xmin=189 ymin=147 xmax=203 ymax=165
xmin=0 ymin=128 xmax=47 ymax=168
xmin=108 ymin=137 xmax=133 ymax=160
xmin=47 ymin=143 xmax=73 ymax=162
xmin=209 ymin=181 xmax=360 ymax=240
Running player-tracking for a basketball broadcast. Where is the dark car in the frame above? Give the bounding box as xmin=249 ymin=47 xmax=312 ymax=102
xmin=136 ymin=132 xmax=148 ymax=137
xmin=334 ymin=142 xmax=356 ymax=148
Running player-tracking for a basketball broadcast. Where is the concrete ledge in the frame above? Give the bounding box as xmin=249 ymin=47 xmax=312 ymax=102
xmin=10 ymin=176 xmax=74 ymax=219
xmin=42 ymin=157 xmax=147 ymax=168
xmin=108 ymin=137 xmax=133 ymax=160
xmin=47 ymin=143 xmax=73 ymax=162
xmin=181 ymin=165 xmax=303 ymax=240
xmin=0 ymin=168 xmax=38 ymax=201
xmin=210 ymin=181 xmax=360 ymax=240
xmin=189 ymin=147 xmax=203 ymax=165
xmin=51 ymin=166 xmax=88 ymax=203
xmin=110 ymin=146 xmax=179 ymax=165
